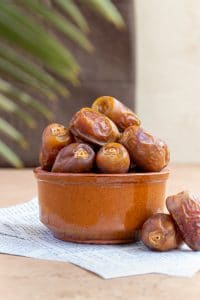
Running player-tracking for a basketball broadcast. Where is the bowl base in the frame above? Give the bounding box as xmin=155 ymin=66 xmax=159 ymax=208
xmin=53 ymin=232 xmax=134 ymax=245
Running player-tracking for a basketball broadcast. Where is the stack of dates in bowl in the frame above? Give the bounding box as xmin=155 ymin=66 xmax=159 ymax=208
xmin=34 ymin=96 xmax=171 ymax=244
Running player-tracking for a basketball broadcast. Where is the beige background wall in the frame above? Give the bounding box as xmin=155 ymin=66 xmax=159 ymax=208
xmin=135 ymin=0 xmax=200 ymax=163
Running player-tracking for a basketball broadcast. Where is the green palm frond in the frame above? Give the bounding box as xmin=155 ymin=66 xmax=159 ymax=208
xmin=0 ymin=94 xmax=36 ymax=128
xmin=84 ymin=0 xmax=125 ymax=29
xmin=21 ymin=0 xmax=94 ymax=52
xmin=0 ymin=80 xmax=54 ymax=120
xmin=0 ymin=140 xmax=23 ymax=168
xmin=0 ymin=57 xmax=57 ymax=101
xmin=0 ymin=45 xmax=69 ymax=97
xmin=0 ymin=0 xmax=124 ymax=167
xmin=0 ymin=118 xmax=27 ymax=149
xmin=0 ymin=2 xmax=79 ymax=78
xmin=57 ymin=0 xmax=89 ymax=33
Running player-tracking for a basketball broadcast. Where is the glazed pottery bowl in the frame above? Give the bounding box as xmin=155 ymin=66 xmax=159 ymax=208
xmin=34 ymin=167 xmax=169 ymax=244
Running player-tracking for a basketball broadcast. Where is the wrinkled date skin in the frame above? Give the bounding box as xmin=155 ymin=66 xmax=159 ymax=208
xmin=166 ymin=191 xmax=200 ymax=250
xmin=69 ymin=108 xmax=120 ymax=146
xmin=39 ymin=123 xmax=73 ymax=171
xmin=120 ymin=126 xmax=170 ymax=172
xmin=92 ymin=96 xmax=141 ymax=131
xmin=52 ymin=143 xmax=95 ymax=173
xmin=73 ymin=135 xmax=100 ymax=153
xmin=141 ymin=213 xmax=182 ymax=251
xmin=96 ymin=142 xmax=130 ymax=174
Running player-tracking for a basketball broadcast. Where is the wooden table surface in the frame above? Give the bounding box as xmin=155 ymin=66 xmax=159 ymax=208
xmin=0 ymin=164 xmax=200 ymax=300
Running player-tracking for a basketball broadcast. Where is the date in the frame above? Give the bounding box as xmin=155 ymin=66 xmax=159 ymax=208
xmin=166 ymin=191 xmax=200 ymax=250
xmin=141 ymin=213 xmax=182 ymax=251
xmin=96 ymin=142 xmax=130 ymax=173
xmin=52 ymin=143 xmax=95 ymax=173
xmin=120 ymin=126 xmax=170 ymax=172
xmin=39 ymin=123 xmax=73 ymax=171
xmin=92 ymin=96 xmax=141 ymax=130
xmin=69 ymin=107 xmax=120 ymax=145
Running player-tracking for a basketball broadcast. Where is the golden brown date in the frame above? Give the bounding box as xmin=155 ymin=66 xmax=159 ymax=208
xmin=92 ymin=96 xmax=141 ymax=130
xmin=39 ymin=123 xmax=73 ymax=171
xmin=52 ymin=143 xmax=95 ymax=173
xmin=141 ymin=213 xmax=182 ymax=251
xmin=69 ymin=107 xmax=120 ymax=145
xmin=120 ymin=126 xmax=170 ymax=172
xmin=166 ymin=191 xmax=200 ymax=251
xmin=96 ymin=143 xmax=130 ymax=173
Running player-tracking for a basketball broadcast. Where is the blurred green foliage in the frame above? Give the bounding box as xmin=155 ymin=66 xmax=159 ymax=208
xmin=0 ymin=0 xmax=124 ymax=167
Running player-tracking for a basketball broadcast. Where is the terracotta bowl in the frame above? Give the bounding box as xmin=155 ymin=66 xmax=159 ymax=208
xmin=34 ymin=167 xmax=169 ymax=244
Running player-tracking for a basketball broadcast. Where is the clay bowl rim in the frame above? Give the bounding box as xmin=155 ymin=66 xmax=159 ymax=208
xmin=34 ymin=167 xmax=170 ymax=184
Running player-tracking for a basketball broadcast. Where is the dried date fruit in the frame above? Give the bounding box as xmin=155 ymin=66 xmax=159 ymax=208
xmin=166 ymin=191 xmax=200 ymax=250
xmin=52 ymin=143 xmax=95 ymax=173
xmin=141 ymin=213 xmax=182 ymax=251
xmin=96 ymin=143 xmax=130 ymax=173
xmin=120 ymin=126 xmax=170 ymax=172
xmin=69 ymin=107 xmax=120 ymax=146
xmin=73 ymin=135 xmax=100 ymax=152
xmin=39 ymin=123 xmax=73 ymax=171
xmin=92 ymin=96 xmax=141 ymax=130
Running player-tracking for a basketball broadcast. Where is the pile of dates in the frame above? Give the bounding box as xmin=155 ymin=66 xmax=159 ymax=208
xmin=39 ymin=96 xmax=170 ymax=173
xmin=141 ymin=191 xmax=200 ymax=251
xmin=39 ymin=97 xmax=200 ymax=252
